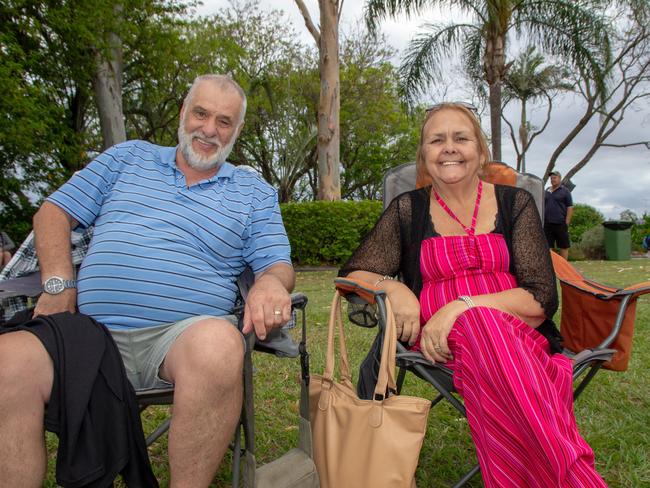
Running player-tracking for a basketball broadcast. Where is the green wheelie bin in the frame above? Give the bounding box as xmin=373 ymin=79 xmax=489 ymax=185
xmin=602 ymin=220 xmax=633 ymax=260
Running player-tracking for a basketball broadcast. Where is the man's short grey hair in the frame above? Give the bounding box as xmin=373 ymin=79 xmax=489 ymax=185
xmin=183 ymin=74 xmax=247 ymax=125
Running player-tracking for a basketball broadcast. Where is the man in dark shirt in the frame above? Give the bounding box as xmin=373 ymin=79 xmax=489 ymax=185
xmin=544 ymin=171 xmax=574 ymax=259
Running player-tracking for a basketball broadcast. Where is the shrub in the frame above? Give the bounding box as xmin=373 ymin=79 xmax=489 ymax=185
xmin=631 ymin=213 xmax=650 ymax=252
xmin=281 ymin=200 xmax=383 ymax=266
xmin=569 ymin=203 xmax=604 ymax=244
xmin=575 ymin=225 xmax=605 ymax=260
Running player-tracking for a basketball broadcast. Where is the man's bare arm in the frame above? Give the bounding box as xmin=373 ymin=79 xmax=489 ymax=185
xmin=242 ymin=262 xmax=295 ymax=339
xmin=566 ymin=206 xmax=574 ymax=225
xmin=32 ymin=202 xmax=79 ymax=316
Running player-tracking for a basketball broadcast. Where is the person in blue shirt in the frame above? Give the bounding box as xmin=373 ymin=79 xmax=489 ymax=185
xmin=544 ymin=170 xmax=574 ymax=259
xmin=0 ymin=74 xmax=294 ymax=487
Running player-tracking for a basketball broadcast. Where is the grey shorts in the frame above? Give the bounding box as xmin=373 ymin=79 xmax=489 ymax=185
xmin=110 ymin=314 xmax=240 ymax=391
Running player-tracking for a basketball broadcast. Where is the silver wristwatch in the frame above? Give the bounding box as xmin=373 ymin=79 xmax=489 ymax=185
xmin=42 ymin=276 xmax=77 ymax=295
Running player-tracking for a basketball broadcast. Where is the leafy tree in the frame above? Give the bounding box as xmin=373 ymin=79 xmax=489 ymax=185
xmin=619 ymin=209 xmax=638 ymax=222
xmin=543 ymin=3 xmax=650 ymax=183
xmin=502 ymin=47 xmax=572 ymax=172
xmin=339 ymin=27 xmax=420 ymax=200
xmin=0 ymin=0 xmax=193 ymax=243
xmin=569 ymin=203 xmax=604 ymax=244
xmin=364 ymin=0 xmax=611 ymax=161
xmin=202 ymin=2 xmax=320 ymax=202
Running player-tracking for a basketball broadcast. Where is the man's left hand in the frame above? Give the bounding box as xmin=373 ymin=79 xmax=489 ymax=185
xmin=242 ymin=270 xmax=292 ymax=340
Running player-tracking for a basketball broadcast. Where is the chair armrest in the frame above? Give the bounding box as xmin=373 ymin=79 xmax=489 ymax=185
xmin=334 ymin=277 xmax=385 ymax=305
xmin=622 ymin=281 xmax=650 ymax=296
xmin=569 ymin=348 xmax=616 ymax=367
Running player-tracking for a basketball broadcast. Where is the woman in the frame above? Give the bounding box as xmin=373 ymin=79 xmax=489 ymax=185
xmin=340 ymin=103 xmax=607 ymax=487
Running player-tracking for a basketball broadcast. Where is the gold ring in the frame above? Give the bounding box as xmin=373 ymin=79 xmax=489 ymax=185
xmin=273 ymin=310 xmax=282 ymax=315
xmin=434 ymin=345 xmax=442 ymax=351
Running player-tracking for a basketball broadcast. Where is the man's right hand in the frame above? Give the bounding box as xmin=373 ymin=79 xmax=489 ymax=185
xmin=33 ymin=289 xmax=77 ymax=317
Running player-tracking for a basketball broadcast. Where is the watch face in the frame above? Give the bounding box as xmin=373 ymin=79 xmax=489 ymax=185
xmin=44 ymin=277 xmax=64 ymax=294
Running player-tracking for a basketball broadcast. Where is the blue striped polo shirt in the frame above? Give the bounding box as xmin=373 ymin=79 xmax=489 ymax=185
xmin=47 ymin=140 xmax=291 ymax=330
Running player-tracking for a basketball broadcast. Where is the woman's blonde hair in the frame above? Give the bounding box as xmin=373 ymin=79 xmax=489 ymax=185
xmin=415 ymin=103 xmax=491 ymax=188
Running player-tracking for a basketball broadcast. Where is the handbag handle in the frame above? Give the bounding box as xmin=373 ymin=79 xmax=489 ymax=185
xmin=322 ymin=292 xmax=354 ymax=389
xmin=373 ymin=297 xmax=397 ymax=398
xmin=319 ymin=291 xmax=400 ymax=423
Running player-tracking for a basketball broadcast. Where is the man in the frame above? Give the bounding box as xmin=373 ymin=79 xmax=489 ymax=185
xmin=0 ymin=74 xmax=294 ymax=487
xmin=544 ymin=170 xmax=574 ymax=260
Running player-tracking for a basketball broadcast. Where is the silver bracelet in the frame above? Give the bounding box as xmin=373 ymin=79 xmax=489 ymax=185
xmin=457 ymin=295 xmax=475 ymax=309
xmin=374 ymin=275 xmax=394 ymax=286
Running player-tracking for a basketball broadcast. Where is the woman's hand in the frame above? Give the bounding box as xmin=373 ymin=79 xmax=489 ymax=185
xmin=384 ymin=281 xmax=421 ymax=345
xmin=420 ymin=300 xmax=467 ymax=363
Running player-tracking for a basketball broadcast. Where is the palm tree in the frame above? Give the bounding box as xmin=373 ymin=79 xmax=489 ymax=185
xmin=503 ymin=46 xmax=572 ymax=172
xmin=365 ymin=0 xmax=611 ymax=161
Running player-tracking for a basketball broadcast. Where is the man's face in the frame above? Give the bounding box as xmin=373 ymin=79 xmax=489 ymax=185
xmin=177 ymin=81 xmax=244 ymax=171
xmin=550 ymin=174 xmax=561 ymax=187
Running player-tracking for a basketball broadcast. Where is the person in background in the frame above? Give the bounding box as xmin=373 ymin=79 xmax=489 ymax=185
xmin=1 ymin=230 xmax=15 ymax=269
xmin=544 ymin=170 xmax=574 ymax=260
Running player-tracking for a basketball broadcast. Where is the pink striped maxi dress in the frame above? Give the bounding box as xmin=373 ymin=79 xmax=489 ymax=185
xmin=416 ymin=231 xmax=608 ymax=487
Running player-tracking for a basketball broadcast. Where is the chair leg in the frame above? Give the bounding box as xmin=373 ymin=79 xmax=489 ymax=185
xmin=452 ymin=463 xmax=481 ymax=488
xmin=231 ymin=423 xmax=242 ymax=488
xmin=145 ymin=417 xmax=171 ymax=446
xmin=239 ymin=337 xmax=256 ymax=488
xmin=573 ymin=363 xmax=605 ymax=401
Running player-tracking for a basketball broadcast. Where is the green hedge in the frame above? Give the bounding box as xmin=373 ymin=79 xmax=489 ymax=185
xmin=281 ymin=200 xmax=383 ymax=266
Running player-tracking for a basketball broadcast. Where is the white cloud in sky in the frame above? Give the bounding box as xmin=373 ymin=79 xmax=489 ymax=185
xmin=197 ymin=0 xmax=650 ymax=219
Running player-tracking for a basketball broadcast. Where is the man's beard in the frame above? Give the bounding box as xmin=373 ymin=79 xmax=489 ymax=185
xmin=177 ymin=123 xmax=236 ymax=171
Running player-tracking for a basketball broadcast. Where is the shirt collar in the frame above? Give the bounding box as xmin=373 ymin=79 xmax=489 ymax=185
xmin=168 ymin=146 xmax=235 ymax=183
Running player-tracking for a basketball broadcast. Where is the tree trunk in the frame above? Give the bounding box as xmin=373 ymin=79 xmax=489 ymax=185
xmin=518 ymin=99 xmax=528 ymax=172
xmin=93 ymin=7 xmax=126 ymax=150
xmin=484 ymin=32 xmax=506 ymax=162
xmin=316 ymin=0 xmax=341 ymax=200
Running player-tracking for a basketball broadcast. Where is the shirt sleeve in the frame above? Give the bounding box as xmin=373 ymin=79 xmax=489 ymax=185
xmin=242 ymin=186 xmax=292 ymax=273
xmin=339 ymin=196 xmax=403 ymax=278
xmin=46 ymin=145 xmax=123 ymax=227
xmin=510 ymin=189 xmax=559 ymax=319
xmin=565 ymin=189 xmax=573 ymax=207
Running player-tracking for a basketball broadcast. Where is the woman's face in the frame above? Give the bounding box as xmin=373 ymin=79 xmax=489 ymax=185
xmin=421 ymin=108 xmax=482 ymax=187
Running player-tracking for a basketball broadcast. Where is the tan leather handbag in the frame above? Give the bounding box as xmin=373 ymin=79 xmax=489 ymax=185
xmin=310 ymin=292 xmax=431 ymax=488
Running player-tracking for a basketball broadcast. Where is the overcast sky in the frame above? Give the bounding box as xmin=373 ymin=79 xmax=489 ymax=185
xmin=197 ymin=0 xmax=650 ymax=219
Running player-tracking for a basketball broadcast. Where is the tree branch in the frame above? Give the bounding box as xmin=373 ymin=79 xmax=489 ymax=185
xmin=294 ymin=0 xmax=320 ymax=45
xmin=601 ymin=141 xmax=650 ymax=149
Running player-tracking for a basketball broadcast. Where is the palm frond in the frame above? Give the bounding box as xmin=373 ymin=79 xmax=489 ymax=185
xmin=364 ymin=0 xmax=435 ymax=34
xmin=398 ymin=22 xmax=477 ymax=105
xmin=514 ymin=0 xmax=612 ymax=90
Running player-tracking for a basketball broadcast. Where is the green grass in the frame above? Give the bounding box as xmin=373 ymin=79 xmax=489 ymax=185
xmin=44 ymin=261 xmax=650 ymax=487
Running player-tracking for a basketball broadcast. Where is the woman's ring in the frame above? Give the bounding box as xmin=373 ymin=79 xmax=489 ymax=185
xmin=434 ymin=345 xmax=442 ymax=352
xmin=273 ymin=310 xmax=282 ymax=315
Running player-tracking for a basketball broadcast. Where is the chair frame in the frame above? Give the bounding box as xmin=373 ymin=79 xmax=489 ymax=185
xmin=0 ymin=267 xmax=311 ymax=488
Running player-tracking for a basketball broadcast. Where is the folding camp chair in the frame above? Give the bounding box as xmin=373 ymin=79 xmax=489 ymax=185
xmin=338 ymin=161 xmax=627 ymax=487
xmin=550 ymin=251 xmax=650 ymax=377
xmin=0 ymin=230 xmax=316 ymax=488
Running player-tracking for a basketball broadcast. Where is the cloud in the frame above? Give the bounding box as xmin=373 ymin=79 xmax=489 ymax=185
xmin=199 ymin=0 xmax=650 ymax=218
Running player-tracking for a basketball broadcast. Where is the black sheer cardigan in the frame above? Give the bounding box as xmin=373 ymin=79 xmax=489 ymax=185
xmin=339 ymin=184 xmax=562 ymax=352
